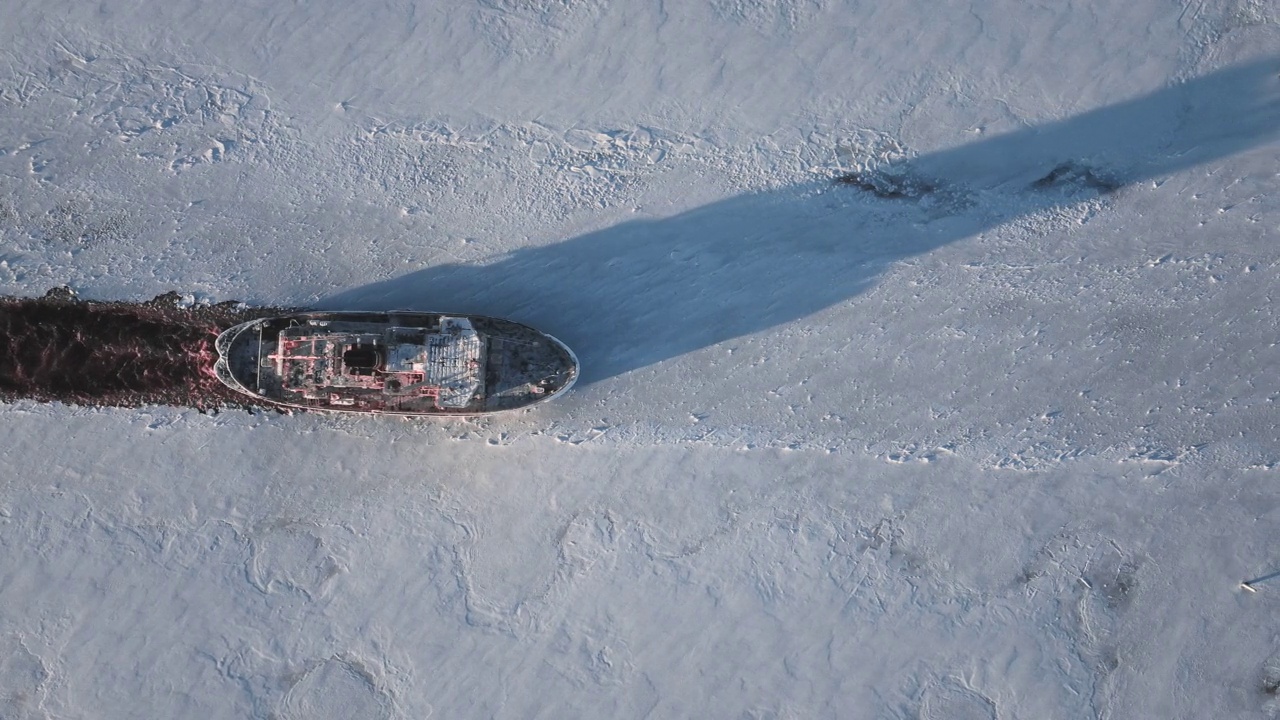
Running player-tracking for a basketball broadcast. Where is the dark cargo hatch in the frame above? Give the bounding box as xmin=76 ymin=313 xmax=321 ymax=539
xmin=342 ymin=344 xmax=382 ymax=375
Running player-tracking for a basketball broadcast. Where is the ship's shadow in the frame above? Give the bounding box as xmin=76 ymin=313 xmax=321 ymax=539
xmin=322 ymin=59 xmax=1278 ymax=384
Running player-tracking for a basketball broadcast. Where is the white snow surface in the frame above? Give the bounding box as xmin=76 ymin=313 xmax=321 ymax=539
xmin=1 ymin=1 xmax=1279 ymax=717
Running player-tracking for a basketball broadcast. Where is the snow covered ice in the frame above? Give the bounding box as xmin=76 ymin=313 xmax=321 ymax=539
xmin=1 ymin=0 xmax=1278 ymax=717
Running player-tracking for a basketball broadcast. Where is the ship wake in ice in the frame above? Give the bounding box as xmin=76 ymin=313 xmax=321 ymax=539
xmin=0 ymin=290 xmax=280 ymax=410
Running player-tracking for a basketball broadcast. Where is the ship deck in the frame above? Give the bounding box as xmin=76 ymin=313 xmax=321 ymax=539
xmin=215 ymin=311 xmax=577 ymax=416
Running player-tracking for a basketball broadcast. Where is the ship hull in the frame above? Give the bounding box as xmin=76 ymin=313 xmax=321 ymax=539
xmin=214 ymin=311 xmax=578 ymax=416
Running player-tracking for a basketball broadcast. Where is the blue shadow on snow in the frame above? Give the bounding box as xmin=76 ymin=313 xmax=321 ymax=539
xmin=321 ymin=58 xmax=1279 ymax=384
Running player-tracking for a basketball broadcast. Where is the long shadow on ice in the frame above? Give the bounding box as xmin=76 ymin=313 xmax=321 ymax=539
xmin=322 ymin=59 xmax=1279 ymax=384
